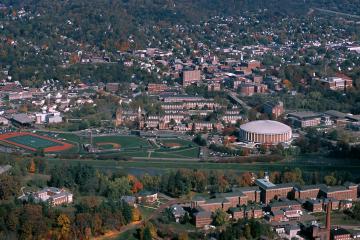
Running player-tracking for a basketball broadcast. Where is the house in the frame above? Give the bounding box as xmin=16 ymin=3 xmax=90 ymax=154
xmin=22 ymin=187 xmax=73 ymax=206
xmin=121 ymin=196 xmax=137 ymax=206
xmin=137 ymin=191 xmax=158 ymax=203
xmin=170 ymin=204 xmax=186 ymax=223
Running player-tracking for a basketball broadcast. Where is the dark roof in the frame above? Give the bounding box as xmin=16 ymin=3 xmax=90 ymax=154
xmin=217 ymin=191 xmax=245 ymax=198
xmin=194 ymin=211 xmax=212 ymax=218
xmin=324 ymin=110 xmax=347 ymax=119
xmin=232 ymin=186 xmax=260 ymax=192
xmin=306 ymin=199 xmax=322 ymax=205
xmin=331 ymin=228 xmax=350 ymax=236
xmin=294 ymin=184 xmax=326 ymax=191
xmin=272 ymin=210 xmax=284 ymax=216
xmin=228 ymin=207 xmax=243 ymax=213
xmin=288 ymin=111 xmax=322 ymax=120
xmin=269 ymin=200 xmax=301 ymax=208
xmin=344 ymin=182 xmax=358 ymax=188
xmin=204 ymin=198 xmax=229 ymax=204
xmin=321 ymin=186 xmax=347 ymax=193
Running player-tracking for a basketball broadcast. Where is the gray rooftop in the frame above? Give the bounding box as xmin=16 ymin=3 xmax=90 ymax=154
xmin=11 ymin=113 xmax=34 ymax=124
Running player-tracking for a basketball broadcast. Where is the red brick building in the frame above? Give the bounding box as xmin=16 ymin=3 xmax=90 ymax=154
xmin=183 ymin=70 xmax=201 ymax=86
xmin=263 ymin=101 xmax=284 ymax=118
xmin=255 ymin=177 xmax=294 ymax=204
xmin=193 ymin=210 xmax=212 ymax=228
xmin=229 ymin=207 xmax=244 ymax=220
xmin=239 ymin=84 xmax=255 ymax=96
xmin=147 ymin=83 xmax=168 ymax=94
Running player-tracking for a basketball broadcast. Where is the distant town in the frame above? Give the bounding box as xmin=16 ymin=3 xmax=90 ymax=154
xmin=0 ymin=1 xmax=360 ymax=240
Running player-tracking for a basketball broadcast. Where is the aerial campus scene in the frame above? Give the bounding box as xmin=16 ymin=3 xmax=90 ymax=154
xmin=0 ymin=0 xmax=360 ymax=240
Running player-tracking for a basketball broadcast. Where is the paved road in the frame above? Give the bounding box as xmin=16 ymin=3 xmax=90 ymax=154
xmin=313 ymin=8 xmax=360 ymax=19
xmin=99 ymin=197 xmax=184 ymax=240
xmin=225 ymin=89 xmax=252 ymax=110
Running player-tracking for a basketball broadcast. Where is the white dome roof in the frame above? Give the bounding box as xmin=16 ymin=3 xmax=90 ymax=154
xmin=240 ymin=120 xmax=291 ymax=135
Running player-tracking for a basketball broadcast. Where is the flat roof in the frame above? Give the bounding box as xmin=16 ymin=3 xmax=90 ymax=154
xmin=288 ymin=111 xmax=322 ymax=120
xmin=255 ymin=178 xmax=276 ymax=189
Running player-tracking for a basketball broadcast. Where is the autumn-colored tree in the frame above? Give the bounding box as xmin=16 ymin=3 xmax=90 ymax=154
xmin=19 ymin=104 xmax=28 ymax=113
xmin=29 ymin=159 xmax=36 ymax=173
xmin=131 ymin=208 xmax=141 ymax=222
xmin=239 ymin=172 xmax=253 ymax=187
xmin=178 ymin=232 xmax=189 ymax=240
xmin=92 ymin=213 xmax=103 ymax=236
xmin=128 ymin=175 xmax=143 ymax=193
xmin=57 ymin=214 xmax=71 ymax=240
xmin=283 ymin=79 xmax=293 ymax=89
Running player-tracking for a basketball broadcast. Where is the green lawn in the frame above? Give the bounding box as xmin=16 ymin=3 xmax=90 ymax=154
xmin=46 ymin=157 xmax=360 ymax=176
xmin=94 ymin=136 xmax=150 ymax=149
xmin=315 ymin=211 xmax=360 ymax=226
xmin=159 ymin=138 xmax=196 ymax=148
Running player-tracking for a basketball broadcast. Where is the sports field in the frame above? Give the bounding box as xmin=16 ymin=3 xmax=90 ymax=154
xmin=93 ymin=136 xmax=150 ymax=150
xmin=159 ymin=138 xmax=195 ymax=148
xmin=0 ymin=132 xmax=73 ymax=152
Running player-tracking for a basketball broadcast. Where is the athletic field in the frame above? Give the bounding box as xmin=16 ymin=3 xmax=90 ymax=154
xmin=0 ymin=132 xmax=73 ymax=152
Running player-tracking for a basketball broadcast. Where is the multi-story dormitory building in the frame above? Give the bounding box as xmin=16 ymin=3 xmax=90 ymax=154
xmin=189 ymin=176 xmax=358 ymax=228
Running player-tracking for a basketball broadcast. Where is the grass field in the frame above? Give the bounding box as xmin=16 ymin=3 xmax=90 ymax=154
xmin=46 ymin=157 xmax=360 ymax=177
xmin=159 ymin=138 xmax=195 ymax=148
xmin=315 ymin=211 xmax=360 ymax=226
xmin=93 ymin=136 xmax=150 ymax=149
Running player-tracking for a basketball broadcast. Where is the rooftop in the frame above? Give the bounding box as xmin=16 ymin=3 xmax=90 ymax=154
xmin=240 ymin=120 xmax=291 ymax=134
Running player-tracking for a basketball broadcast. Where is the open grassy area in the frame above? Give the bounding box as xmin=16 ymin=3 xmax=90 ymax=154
xmin=46 ymin=157 xmax=360 ymax=177
xmin=314 ymin=211 xmax=360 ymax=226
xmin=94 ymin=136 xmax=150 ymax=149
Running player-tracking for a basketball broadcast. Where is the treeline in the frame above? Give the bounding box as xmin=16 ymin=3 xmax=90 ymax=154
xmin=330 ymin=141 xmax=360 ymax=160
xmin=217 ymin=219 xmax=275 ymax=240
xmin=0 ymin=197 xmax=134 ymax=239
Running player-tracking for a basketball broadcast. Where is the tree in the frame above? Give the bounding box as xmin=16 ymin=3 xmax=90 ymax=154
xmin=244 ymin=224 xmax=252 ymax=239
xmin=0 ymin=175 xmax=20 ymax=200
xmin=178 ymin=232 xmax=189 ymax=240
xmin=212 ymin=209 xmax=228 ymax=226
xmin=193 ymin=134 xmax=207 ymax=146
xmin=131 ymin=208 xmax=141 ymax=222
xmin=28 ymin=159 xmax=36 ymax=173
xmin=324 ymin=175 xmax=337 ymax=186
xmin=57 ymin=214 xmax=71 ymax=240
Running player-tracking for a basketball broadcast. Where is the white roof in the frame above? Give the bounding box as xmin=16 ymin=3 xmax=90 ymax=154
xmin=240 ymin=120 xmax=291 ymax=134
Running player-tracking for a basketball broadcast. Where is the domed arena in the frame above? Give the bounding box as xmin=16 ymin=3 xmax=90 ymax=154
xmin=239 ymin=120 xmax=292 ymax=145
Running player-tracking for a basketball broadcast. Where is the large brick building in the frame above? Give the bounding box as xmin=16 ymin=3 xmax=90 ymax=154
xmin=263 ymin=101 xmax=284 ymax=118
xmin=255 ymin=177 xmax=294 ymax=204
xmin=183 ymin=70 xmax=201 ymax=86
